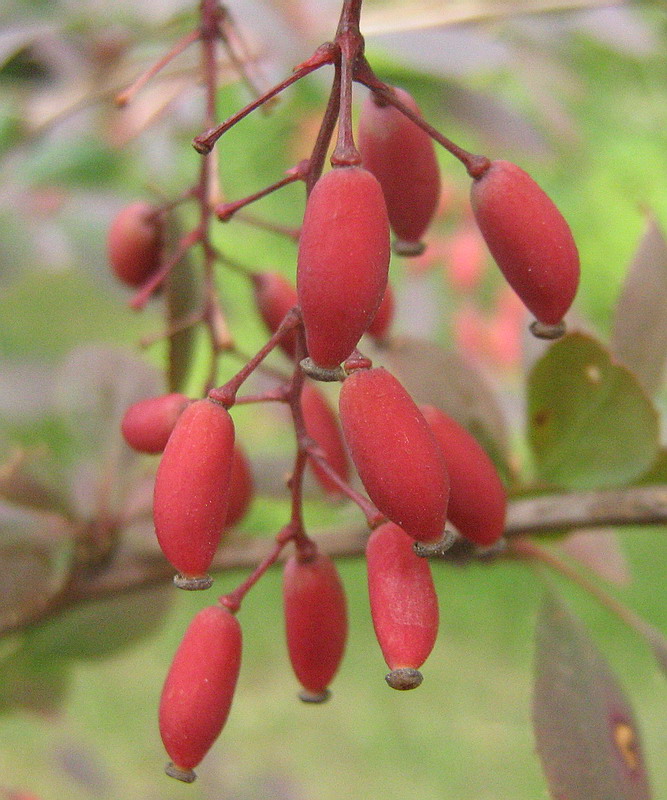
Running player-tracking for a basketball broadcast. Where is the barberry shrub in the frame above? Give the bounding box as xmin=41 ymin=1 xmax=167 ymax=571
xmin=2 ymin=1 xmax=666 ymax=799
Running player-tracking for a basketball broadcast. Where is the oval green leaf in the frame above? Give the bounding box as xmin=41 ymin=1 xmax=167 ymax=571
xmin=527 ymin=333 xmax=659 ymax=489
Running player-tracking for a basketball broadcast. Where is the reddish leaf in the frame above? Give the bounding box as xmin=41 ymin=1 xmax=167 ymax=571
xmin=611 ymin=216 xmax=667 ymax=396
xmin=533 ymin=592 xmax=652 ymax=800
xmin=560 ymin=529 xmax=631 ymax=587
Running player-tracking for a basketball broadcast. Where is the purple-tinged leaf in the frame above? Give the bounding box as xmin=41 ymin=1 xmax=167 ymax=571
xmin=534 ymin=592 xmax=652 ymax=800
xmin=611 ymin=216 xmax=667 ymax=396
xmin=560 ymin=529 xmax=631 ymax=587
xmin=53 ymin=345 xmax=161 ymax=517
xmin=0 ymin=502 xmax=73 ymax=634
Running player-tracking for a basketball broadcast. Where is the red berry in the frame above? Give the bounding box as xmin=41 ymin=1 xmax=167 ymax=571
xmin=121 ymin=393 xmax=191 ymax=454
xmin=366 ymin=522 xmax=439 ymax=689
xmin=358 ymin=88 xmax=440 ymax=255
xmin=252 ymin=271 xmax=299 ymax=360
xmin=107 ymin=201 xmax=163 ymax=287
xmin=153 ymin=399 xmax=235 ymax=587
xmin=297 ymin=166 xmax=390 ymax=368
xmin=366 ymin=282 xmax=395 ymax=342
xmin=283 ymin=551 xmax=348 ymax=702
xmin=159 ymin=605 xmax=242 ymax=781
xmin=225 ymin=444 xmax=254 ymax=529
xmin=300 ymin=381 xmax=349 ymax=496
xmin=470 ymin=160 xmax=579 ymax=327
xmin=420 ymin=404 xmax=506 ymax=547
xmin=338 ymin=367 xmax=449 ymax=543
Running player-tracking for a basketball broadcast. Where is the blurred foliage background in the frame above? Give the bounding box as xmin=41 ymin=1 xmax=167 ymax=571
xmin=1 ymin=0 xmax=666 ymax=798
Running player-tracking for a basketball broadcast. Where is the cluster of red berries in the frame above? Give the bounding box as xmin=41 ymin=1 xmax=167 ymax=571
xmin=109 ymin=70 xmax=579 ymax=781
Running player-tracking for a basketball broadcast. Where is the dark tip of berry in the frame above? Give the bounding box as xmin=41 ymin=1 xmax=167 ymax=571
xmin=413 ymin=530 xmax=459 ymax=558
xmin=529 ymin=319 xmax=566 ymax=340
xmin=165 ymin=762 xmax=197 ymax=783
xmin=298 ymin=688 xmax=331 ymax=703
xmin=392 ymin=239 xmax=426 ymax=257
xmin=173 ymin=573 xmax=213 ymax=591
xmin=385 ymin=668 xmax=423 ymax=690
xmin=300 ymin=357 xmax=346 ymax=382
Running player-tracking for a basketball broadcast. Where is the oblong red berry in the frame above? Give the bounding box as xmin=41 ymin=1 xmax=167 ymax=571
xmin=366 ymin=521 xmax=439 ymax=688
xmin=358 ymin=88 xmax=440 ymax=254
xmin=283 ymin=551 xmax=348 ymax=702
xmin=338 ymin=367 xmax=449 ymax=543
xmin=297 ymin=166 xmax=390 ymax=368
xmin=252 ymin=271 xmax=299 ymax=360
xmin=153 ymin=398 xmax=235 ymax=585
xmin=420 ymin=404 xmax=506 ymax=547
xmin=225 ymin=444 xmax=254 ymax=529
xmin=159 ymin=605 xmax=242 ymax=781
xmin=366 ymin=282 xmax=395 ymax=342
xmin=107 ymin=201 xmax=163 ymax=287
xmin=470 ymin=160 xmax=579 ymax=326
xmin=301 ymin=381 xmax=349 ymax=496
xmin=121 ymin=393 xmax=191 ymax=454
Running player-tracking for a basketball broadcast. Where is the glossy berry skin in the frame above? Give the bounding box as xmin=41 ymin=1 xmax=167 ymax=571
xmin=159 ymin=605 xmax=242 ymax=778
xmin=366 ymin=283 xmax=395 ymax=342
xmin=470 ymin=160 xmax=579 ymax=326
xmin=339 ymin=367 xmax=449 ymax=543
xmin=225 ymin=444 xmax=254 ymax=529
xmin=358 ymin=88 xmax=440 ymax=253
xmin=283 ymin=552 xmax=348 ymax=701
xmin=252 ymin=271 xmax=299 ymax=360
xmin=153 ymin=399 xmax=235 ymax=581
xmin=420 ymin=405 xmax=506 ymax=546
xmin=366 ymin=522 xmax=439 ymax=676
xmin=297 ymin=166 xmax=390 ymax=368
xmin=107 ymin=201 xmax=163 ymax=287
xmin=301 ymin=381 xmax=349 ymax=496
xmin=121 ymin=393 xmax=191 ymax=454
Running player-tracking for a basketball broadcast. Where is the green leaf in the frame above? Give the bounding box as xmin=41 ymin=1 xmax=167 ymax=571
xmin=527 ymin=333 xmax=659 ymax=489
xmin=164 ymin=233 xmax=201 ymax=394
xmin=24 ymin=584 xmax=173 ymax=662
xmin=533 ymin=592 xmax=652 ymax=800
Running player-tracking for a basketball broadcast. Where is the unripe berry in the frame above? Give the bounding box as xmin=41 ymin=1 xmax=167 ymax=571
xmin=225 ymin=444 xmax=254 ymax=529
xmin=339 ymin=367 xmax=449 ymax=543
xmin=301 ymin=381 xmax=349 ymax=496
xmin=358 ymin=88 xmax=440 ymax=255
xmin=297 ymin=166 xmax=390 ymax=368
xmin=283 ymin=551 xmax=348 ymax=702
xmin=107 ymin=201 xmax=163 ymax=287
xmin=252 ymin=271 xmax=299 ymax=360
xmin=159 ymin=605 xmax=242 ymax=782
xmin=470 ymin=160 xmax=579 ymax=328
xmin=366 ymin=522 xmax=439 ymax=689
xmin=366 ymin=283 xmax=395 ymax=342
xmin=121 ymin=393 xmax=191 ymax=454
xmin=420 ymin=404 xmax=506 ymax=547
xmin=153 ymin=399 xmax=235 ymax=588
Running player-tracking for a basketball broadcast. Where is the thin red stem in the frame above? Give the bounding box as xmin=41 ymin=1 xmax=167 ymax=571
xmin=353 ymin=57 xmax=491 ymax=177
xmin=130 ymin=228 xmax=202 ymax=310
xmin=216 ymin=162 xmax=307 ymax=221
xmin=193 ymin=42 xmax=337 ymax=155
xmin=115 ymin=28 xmax=200 ymax=107
xmin=207 ymin=309 xmax=302 ymax=406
